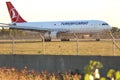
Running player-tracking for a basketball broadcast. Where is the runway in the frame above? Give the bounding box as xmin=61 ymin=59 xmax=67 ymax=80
xmin=0 ymin=39 xmax=120 ymax=43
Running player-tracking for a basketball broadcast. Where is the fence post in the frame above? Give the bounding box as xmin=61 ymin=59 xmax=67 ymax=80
xmin=74 ymin=33 xmax=79 ymax=55
xmin=10 ymin=30 xmax=14 ymax=54
xmin=109 ymin=31 xmax=115 ymax=56
xmin=39 ymin=33 xmax=45 ymax=55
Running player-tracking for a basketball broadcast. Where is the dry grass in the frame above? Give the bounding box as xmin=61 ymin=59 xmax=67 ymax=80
xmin=0 ymin=40 xmax=120 ymax=56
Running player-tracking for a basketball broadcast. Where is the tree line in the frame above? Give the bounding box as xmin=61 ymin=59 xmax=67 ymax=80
xmin=0 ymin=27 xmax=119 ymax=39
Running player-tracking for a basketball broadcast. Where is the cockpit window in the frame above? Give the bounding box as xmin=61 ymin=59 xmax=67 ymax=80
xmin=102 ymin=23 xmax=108 ymax=25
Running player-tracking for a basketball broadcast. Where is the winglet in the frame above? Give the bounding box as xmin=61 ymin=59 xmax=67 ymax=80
xmin=6 ymin=2 xmax=26 ymax=23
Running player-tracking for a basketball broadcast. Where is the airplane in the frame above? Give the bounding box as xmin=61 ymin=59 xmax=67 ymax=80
xmin=6 ymin=1 xmax=112 ymax=41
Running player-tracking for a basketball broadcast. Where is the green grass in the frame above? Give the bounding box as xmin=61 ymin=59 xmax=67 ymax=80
xmin=0 ymin=40 xmax=120 ymax=56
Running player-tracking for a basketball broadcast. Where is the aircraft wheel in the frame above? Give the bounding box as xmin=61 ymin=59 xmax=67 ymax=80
xmin=61 ymin=38 xmax=70 ymax=41
xmin=44 ymin=38 xmax=51 ymax=42
xmin=96 ymin=38 xmax=100 ymax=41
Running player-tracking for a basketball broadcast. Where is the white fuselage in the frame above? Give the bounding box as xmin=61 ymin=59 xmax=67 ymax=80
xmin=10 ymin=20 xmax=111 ymax=33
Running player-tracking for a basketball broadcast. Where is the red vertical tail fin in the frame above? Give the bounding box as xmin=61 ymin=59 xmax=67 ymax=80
xmin=6 ymin=2 xmax=26 ymax=23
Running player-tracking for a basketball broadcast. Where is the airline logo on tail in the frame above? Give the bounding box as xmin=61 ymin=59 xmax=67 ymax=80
xmin=10 ymin=8 xmax=19 ymax=22
xmin=6 ymin=2 xmax=26 ymax=23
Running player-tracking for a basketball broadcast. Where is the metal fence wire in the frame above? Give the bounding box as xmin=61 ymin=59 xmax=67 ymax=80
xmin=0 ymin=30 xmax=120 ymax=56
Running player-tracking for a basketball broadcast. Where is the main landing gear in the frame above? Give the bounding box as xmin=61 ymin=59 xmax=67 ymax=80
xmin=61 ymin=38 xmax=70 ymax=41
xmin=96 ymin=38 xmax=100 ymax=41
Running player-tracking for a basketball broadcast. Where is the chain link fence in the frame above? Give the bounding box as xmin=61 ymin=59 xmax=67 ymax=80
xmin=0 ymin=29 xmax=120 ymax=56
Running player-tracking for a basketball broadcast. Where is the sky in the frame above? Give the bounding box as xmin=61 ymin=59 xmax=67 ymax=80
xmin=0 ymin=0 xmax=120 ymax=28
